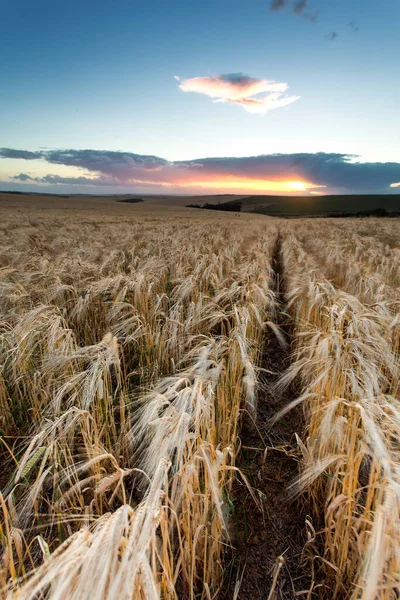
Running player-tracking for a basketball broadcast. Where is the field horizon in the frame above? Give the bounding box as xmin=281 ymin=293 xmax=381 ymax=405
xmin=2 ymin=190 xmax=400 ymax=217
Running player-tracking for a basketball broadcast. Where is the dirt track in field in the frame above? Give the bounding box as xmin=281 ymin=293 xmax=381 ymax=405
xmin=222 ymin=233 xmax=314 ymax=600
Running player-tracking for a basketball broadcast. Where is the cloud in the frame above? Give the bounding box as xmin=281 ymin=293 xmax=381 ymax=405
xmin=269 ymin=0 xmax=287 ymax=10
xmin=12 ymin=173 xmax=115 ymax=186
xmin=3 ymin=148 xmax=400 ymax=195
xmin=348 ymin=20 xmax=360 ymax=32
xmin=325 ymin=31 xmax=339 ymax=41
xmin=44 ymin=149 xmax=170 ymax=178
xmin=12 ymin=173 xmax=33 ymax=182
xmin=176 ymin=74 xmax=288 ymax=98
xmin=175 ymin=73 xmax=299 ymax=114
xmin=269 ymin=0 xmax=318 ymax=21
xmin=230 ymin=93 xmax=301 ymax=114
xmin=0 ymin=148 xmax=44 ymax=160
xmin=293 ymin=0 xmax=319 ymax=22
xmin=293 ymin=0 xmax=306 ymax=14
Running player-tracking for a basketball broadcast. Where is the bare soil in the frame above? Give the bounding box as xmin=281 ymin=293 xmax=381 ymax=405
xmin=222 ymin=234 xmax=313 ymax=600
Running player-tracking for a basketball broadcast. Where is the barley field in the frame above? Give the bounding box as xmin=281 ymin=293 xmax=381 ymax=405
xmin=1 ymin=197 xmax=400 ymax=600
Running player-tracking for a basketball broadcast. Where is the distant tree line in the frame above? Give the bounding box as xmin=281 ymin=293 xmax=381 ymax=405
xmin=186 ymin=200 xmax=242 ymax=212
xmin=117 ymin=197 xmax=144 ymax=204
xmin=328 ymin=208 xmax=400 ymax=218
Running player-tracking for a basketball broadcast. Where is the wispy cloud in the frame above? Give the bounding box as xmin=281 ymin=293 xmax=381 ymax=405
xmin=348 ymin=20 xmax=360 ymax=32
xmin=270 ymin=0 xmax=318 ymax=21
xmin=293 ymin=0 xmax=319 ymax=22
xmin=293 ymin=0 xmax=307 ymax=15
xmin=12 ymin=173 xmax=116 ymax=186
xmin=325 ymin=31 xmax=339 ymax=41
xmin=3 ymin=148 xmax=400 ymax=194
xmin=269 ymin=2 xmax=360 ymax=40
xmin=269 ymin=0 xmax=287 ymax=11
xmin=175 ymin=73 xmax=299 ymax=114
xmin=293 ymin=0 xmax=306 ymax=14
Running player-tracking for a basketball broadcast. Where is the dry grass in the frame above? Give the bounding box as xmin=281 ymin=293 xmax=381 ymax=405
xmin=0 ymin=202 xmax=278 ymax=598
xmin=1 ymin=199 xmax=400 ymax=600
xmin=278 ymin=220 xmax=400 ymax=599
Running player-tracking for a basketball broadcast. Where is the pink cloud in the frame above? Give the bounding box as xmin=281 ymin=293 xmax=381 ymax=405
xmin=175 ymin=73 xmax=300 ymax=114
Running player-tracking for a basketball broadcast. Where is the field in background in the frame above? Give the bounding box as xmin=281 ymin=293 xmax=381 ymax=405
xmin=3 ymin=190 xmax=400 ymax=216
xmin=248 ymin=193 xmax=400 ymax=216
xmin=1 ymin=194 xmax=400 ymax=599
xmin=0 ymin=191 xmax=248 ymax=211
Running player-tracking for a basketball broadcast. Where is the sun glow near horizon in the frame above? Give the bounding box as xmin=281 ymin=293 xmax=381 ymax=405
xmin=184 ymin=178 xmax=326 ymax=194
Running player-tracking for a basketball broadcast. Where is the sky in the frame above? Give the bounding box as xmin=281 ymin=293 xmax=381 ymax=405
xmin=1 ymin=0 xmax=400 ymax=195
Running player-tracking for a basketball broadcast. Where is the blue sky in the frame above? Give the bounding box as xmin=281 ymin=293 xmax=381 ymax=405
xmin=1 ymin=0 xmax=400 ymax=194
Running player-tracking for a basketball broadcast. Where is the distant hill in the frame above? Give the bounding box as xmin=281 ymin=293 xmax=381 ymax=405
xmin=241 ymin=194 xmax=400 ymax=216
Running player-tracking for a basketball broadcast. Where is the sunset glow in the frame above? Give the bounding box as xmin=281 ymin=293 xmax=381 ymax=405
xmin=285 ymin=181 xmax=312 ymax=191
xmin=3 ymin=146 xmax=400 ymax=195
xmin=186 ymin=178 xmax=324 ymax=193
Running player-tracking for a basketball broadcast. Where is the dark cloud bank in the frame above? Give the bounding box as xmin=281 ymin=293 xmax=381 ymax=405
xmin=1 ymin=147 xmax=400 ymax=194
